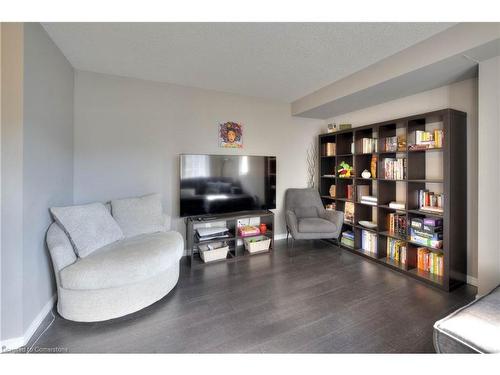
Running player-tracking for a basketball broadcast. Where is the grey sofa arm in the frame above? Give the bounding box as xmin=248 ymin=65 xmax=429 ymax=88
xmin=320 ymin=210 xmax=344 ymax=236
xmin=285 ymin=210 xmax=299 ymax=237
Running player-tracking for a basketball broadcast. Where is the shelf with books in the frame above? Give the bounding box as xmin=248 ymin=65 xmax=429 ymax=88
xmin=408 ymin=268 xmax=444 ymax=286
xmin=407 ymin=147 xmax=443 ymax=153
xmin=320 ymin=195 xmax=336 ymax=200
xmin=382 ymin=257 xmax=410 ymax=272
xmin=354 ymin=224 xmax=377 ymax=233
xmin=407 ymin=209 xmax=443 ymax=218
xmin=378 ymin=205 xmax=406 ymax=212
xmin=335 ymin=197 xmax=353 ymax=202
xmin=407 ymin=179 xmax=443 ymax=183
xmin=406 ymin=240 xmax=443 ymax=252
xmin=318 ymin=108 xmax=466 ymax=291
xmin=379 ymin=231 xmax=407 ymax=242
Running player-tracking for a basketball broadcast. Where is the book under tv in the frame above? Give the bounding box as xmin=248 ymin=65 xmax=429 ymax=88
xmin=180 ymin=154 xmax=276 ymax=217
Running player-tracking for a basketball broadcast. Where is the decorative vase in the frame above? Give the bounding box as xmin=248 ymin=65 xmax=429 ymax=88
xmin=259 ymin=223 xmax=267 ymax=234
xmin=361 ymin=169 xmax=371 ymax=179
xmin=370 ymin=155 xmax=377 ymax=179
xmin=329 ymin=185 xmax=336 ymax=197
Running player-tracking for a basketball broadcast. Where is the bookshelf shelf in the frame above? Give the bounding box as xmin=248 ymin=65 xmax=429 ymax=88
xmin=382 ymin=257 xmax=409 ymax=272
xmin=407 ymin=209 xmax=443 ymax=218
xmin=379 ymin=231 xmax=406 ymax=242
xmin=407 ymin=179 xmax=443 ymax=183
xmin=408 ymin=147 xmax=443 ymax=153
xmin=336 ymin=153 xmax=353 ymax=157
xmin=318 ymin=108 xmax=467 ymax=291
xmin=406 ymin=240 xmax=444 ymax=252
xmin=354 ymin=224 xmax=377 ymax=233
xmin=336 ymin=197 xmax=353 ymax=202
xmin=409 ymin=268 xmax=444 ymax=286
xmin=321 ymin=196 xmax=336 ymax=200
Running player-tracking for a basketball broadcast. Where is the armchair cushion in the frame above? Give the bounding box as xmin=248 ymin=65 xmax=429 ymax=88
xmin=111 ymin=193 xmax=164 ymax=238
xmin=294 ymin=206 xmax=318 ymax=219
xmin=50 ymin=202 xmax=124 ymax=258
xmin=298 ymin=217 xmax=337 ymax=233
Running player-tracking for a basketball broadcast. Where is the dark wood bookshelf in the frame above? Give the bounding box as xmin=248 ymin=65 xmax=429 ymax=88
xmin=318 ymin=108 xmax=467 ymax=291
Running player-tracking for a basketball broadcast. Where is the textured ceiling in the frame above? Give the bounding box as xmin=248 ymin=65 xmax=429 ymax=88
xmin=42 ymin=23 xmax=454 ymax=102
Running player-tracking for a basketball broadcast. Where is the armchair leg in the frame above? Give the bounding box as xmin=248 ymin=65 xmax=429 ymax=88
xmin=286 ymin=228 xmax=296 ymax=257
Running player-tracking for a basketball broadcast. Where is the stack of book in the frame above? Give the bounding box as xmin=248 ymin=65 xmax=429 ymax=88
xmin=360 ymin=138 xmax=377 ymax=153
xmin=347 ymin=185 xmax=354 ymax=200
xmin=325 ymin=203 xmax=336 ymax=211
xmin=196 ymin=227 xmax=231 ymax=242
xmin=386 ymin=238 xmax=407 ymax=264
xmin=387 ymin=213 xmax=407 ymax=237
xmin=383 ymin=158 xmax=407 ymax=180
xmin=322 ymin=142 xmax=336 ymax=156
xmin=418 ymin=190 xmax=444 ymax=213
xmin=383 ymin=136 xmax=406 ymax=152
xmin=388 ymin=201 xmax=405 ymax=210
xmin=344 ymin=202 xmax=355 ymax=224
xmin=341 ymin=231 xmax=354 ymax=248
xmin=409 ymin=129 xmax=445 ymax=150
xmin=417 ymin=248 xmax=444 ymax=276
xmin=361 ymin=230 xmax=377 ymax=255
xmin=410 ymin=218 xmax=443 ymax=249
xmin=384 ymin=136 xmax=398 ymax=152
xmin=360 ymin=195 xmax=377 ymax=206
xmin=356 ymin=185 xmax=369 ymax=200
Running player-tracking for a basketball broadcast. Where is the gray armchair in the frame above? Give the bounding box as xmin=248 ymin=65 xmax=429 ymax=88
xmin=285 ymin=188 xmax=343 ymax=247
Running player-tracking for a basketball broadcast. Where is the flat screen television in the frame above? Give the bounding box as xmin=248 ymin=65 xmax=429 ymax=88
xmin=180 ymin=154 xmax=276 ymax=217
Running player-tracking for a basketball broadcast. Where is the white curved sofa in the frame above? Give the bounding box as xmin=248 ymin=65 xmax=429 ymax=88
xmin=47 ymin=204 xmax=183 ymax=322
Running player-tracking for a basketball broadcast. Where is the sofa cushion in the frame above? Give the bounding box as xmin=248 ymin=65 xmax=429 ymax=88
xmin=294 ymin=206 xmax=318 ymax=219
xmin=50 ymin=202 xmax=124 ymax=258
xmin=298 ymin=217 xmax=337 ymax=233
xmin=111 ymin=193 xmax=164 ymax=238
xmin=433 ymin=285 xmax=500 ymax=353
xmin=59 ymin=231 xmax=184 ymax=290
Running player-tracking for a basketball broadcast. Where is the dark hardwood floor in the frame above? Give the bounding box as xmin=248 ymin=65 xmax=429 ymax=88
xmin=31 ymin=239 xmax=476 ymax=353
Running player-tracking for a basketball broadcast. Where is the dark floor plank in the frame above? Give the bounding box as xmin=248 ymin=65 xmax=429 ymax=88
xmin=30 ymin=239 xmax=476 ymax=353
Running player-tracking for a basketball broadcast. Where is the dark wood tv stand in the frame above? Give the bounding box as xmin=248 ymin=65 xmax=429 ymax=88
xmin=185 ymin=210 xmax=275 ymax=267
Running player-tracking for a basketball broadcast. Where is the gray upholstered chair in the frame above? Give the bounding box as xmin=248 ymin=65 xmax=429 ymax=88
xmin=285 ymin=188 xmax=343 ymax=248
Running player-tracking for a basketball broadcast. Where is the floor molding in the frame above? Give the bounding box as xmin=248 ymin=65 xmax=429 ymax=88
xmin=0 ymin=294 xmax=56 ymax=353
xmin=467 ymin=276 xmax=478 ymax=287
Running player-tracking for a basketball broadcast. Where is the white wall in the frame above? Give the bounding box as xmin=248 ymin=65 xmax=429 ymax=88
xmin=324 ymin=78 xmax=479 ymax=281
xmin=22 ymin=23 xmax=74 ymax=336
xmin=1 ymin=22 xmax=24 ymax=346
xmin=74 ymin=71 xmax=323 ymax=239
xmin=478 ymin=56 xmax=500 ymax=295
xmin=1 ymin=23 xmax=74 ymax=349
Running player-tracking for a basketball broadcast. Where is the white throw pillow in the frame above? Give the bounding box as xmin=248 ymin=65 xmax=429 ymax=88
xmin=111 ymin=193 xmax=164 ymax=238
xmin=50 ymin=202 xmax=124 ymax=258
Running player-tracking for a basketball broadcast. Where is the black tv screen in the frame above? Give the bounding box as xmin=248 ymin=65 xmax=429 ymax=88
xmin=180 ymin=154 xmax=276 ymax=217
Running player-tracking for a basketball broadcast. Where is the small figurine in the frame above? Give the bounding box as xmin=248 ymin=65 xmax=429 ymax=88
xmin=337 ymin=161 xmax=353 ymax=178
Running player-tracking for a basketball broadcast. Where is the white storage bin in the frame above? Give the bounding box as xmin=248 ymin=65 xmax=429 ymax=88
xmin=200 ymin=246 xmax=229 ymax=263
xmin=244 ymin=236 xmax=271 ymax=254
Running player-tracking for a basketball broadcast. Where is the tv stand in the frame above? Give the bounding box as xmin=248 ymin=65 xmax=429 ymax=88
xmin=186 ymin=210 xmax=275 ymax=267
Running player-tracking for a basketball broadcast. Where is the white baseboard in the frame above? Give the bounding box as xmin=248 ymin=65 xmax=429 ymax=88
xmin=467 ymin=276 xmax=478 ymax=287
xmin=1 ymin=336 xmax=25 ymax=353
xmin=0 ymin=294 xmax=56 ymax=353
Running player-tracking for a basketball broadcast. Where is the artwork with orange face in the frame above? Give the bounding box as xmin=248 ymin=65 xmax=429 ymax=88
xmin=219 ymin=122 xmax=243 ymax=148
